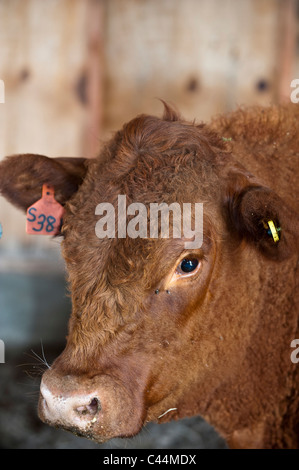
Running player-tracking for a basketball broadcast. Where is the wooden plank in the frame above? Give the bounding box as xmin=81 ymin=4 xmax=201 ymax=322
xmin=292 ymin=0 xmax=299 ymax=89
xmin=82 ymin=0 xmax=104 ymax=158
xmin=276 ymin=0 xmax=297 ymax=102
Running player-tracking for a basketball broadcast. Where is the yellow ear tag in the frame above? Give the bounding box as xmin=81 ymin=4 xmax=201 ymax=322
xmin=267 ymin=220 xmax=279 ymax=243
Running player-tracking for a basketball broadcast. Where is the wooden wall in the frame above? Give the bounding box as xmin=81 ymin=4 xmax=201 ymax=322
xmin=104 ymin=0 xmax=281 ymax=129
xmin=0 ymin=0 xmax=298 ymax=264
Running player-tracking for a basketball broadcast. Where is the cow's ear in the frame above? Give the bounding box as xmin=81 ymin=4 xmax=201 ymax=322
xmin=0 ymin=154 xmax=90 ymax=212
xmin=224 ymin=170 xmax=298 ymax=261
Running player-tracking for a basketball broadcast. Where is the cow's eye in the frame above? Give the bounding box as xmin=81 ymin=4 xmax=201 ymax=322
xmin=177 ymin=258 xmax=199 ymax=274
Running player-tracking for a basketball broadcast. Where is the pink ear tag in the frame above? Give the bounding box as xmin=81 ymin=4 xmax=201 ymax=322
xmin=26 ymin=185 xmax=64 ymax=235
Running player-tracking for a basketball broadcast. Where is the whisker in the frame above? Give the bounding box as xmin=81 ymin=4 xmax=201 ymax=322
xmin=25 ymin=368 xmax=46 ymax=378
xmin=40 ymin=339 xmax=51 ymax=370
xmin=18 ymin=354 xmax=48 ymax=375
xmin=30 ymin=349 xmax=49 ymax=369
xmin=16 ymin=343 xmax=52 ymax=381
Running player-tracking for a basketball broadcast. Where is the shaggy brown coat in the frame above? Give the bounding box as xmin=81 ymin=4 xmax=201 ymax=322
xmin=0 ymin=102 xmax=298 ymax=448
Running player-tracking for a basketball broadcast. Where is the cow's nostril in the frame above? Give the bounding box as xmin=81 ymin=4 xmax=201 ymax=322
xmin=76 ymin=397 xmax=100 ymax=417
xmin=87 ymin=397 xmax=100 ymax=415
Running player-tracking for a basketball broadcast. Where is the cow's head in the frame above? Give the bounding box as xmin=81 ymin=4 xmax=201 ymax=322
xmin=0 ymin=103 xmax=297 ymax=443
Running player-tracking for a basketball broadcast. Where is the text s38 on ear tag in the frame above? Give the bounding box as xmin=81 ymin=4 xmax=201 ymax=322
xmin=26 ymin=184 xmax=64 ymax=235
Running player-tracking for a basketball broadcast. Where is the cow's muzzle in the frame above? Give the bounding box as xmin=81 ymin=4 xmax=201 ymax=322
xmin=38 ymin=368 xmax=146 ymax=442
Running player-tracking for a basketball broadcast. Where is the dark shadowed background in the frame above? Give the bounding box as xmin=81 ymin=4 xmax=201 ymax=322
xmin=0 ymin=0 xmax=298 ymax=449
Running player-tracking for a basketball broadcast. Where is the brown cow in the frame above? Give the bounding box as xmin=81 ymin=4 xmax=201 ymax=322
xmin=0 ymin=102 xmax=298 ymax=449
